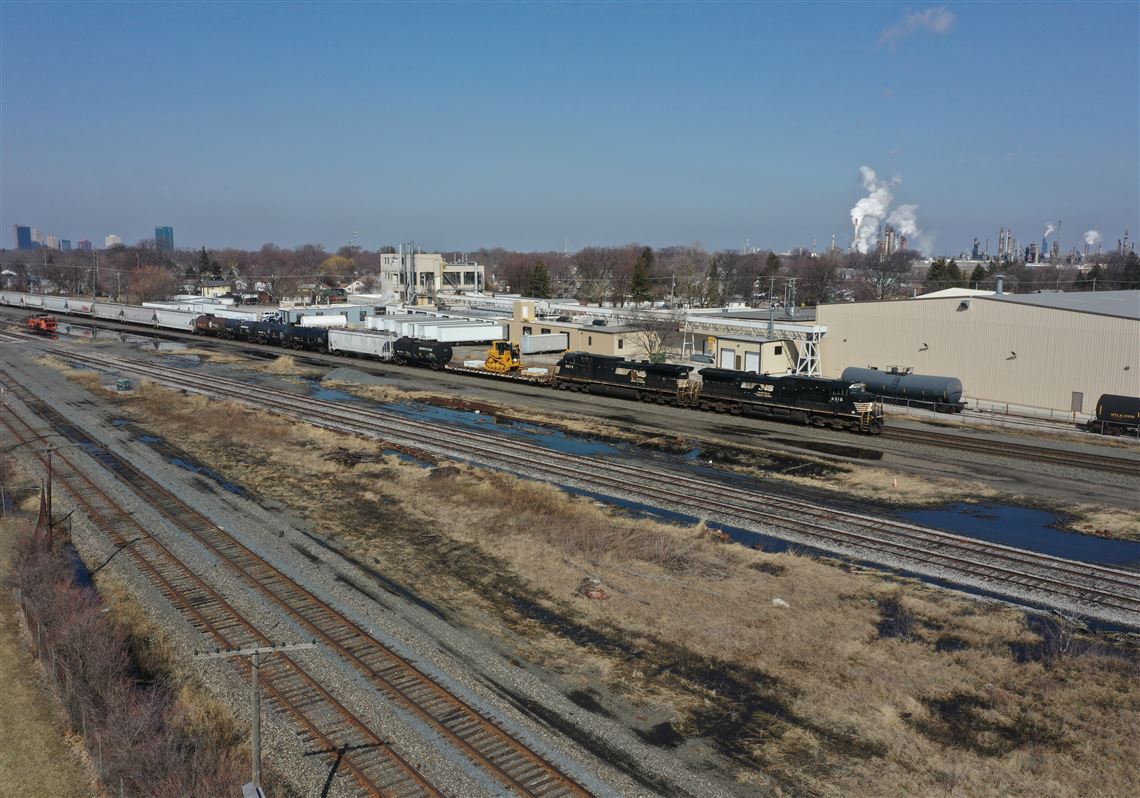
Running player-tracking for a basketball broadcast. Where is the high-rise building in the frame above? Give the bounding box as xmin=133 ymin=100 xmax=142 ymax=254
xmin=155 ymin=225 xmax=174 ymax=251
xmin=78 ymin=239 xmax=93 ymax=251
xmin=105 ymin=234 xmax=123 ymax=248
xmin=32 ymin=229 xmax=45 ymax=246
xmin=971 ymin=238 xmax=981 ymax=259
xmin=45 ymin=234 xmax=61 ymax=250
xmin=13 ymin=225 xmax=32 ymax=249
xmin=61 ymin=240 xmax=72 ymax=251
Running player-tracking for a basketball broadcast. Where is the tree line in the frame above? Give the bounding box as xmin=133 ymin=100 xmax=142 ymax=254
xmin=2 ymin=237 xmax=1137 ymax=306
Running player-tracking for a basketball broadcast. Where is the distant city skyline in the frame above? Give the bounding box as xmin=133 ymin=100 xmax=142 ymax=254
xmin=1 ymin=2 xmax=1136 ymax=254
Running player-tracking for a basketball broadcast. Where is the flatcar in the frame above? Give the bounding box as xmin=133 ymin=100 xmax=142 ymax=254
xmin=552 ymin=353 xmax=696 ymax=404
xmin=841 ymin=366 xmax=965 ymax=413
xmin=392 ymin=337 xmax=453 ymax=369
xmin=699 ymin=368 xmax=883 ymax=433
xmin=1079 ymin=394 xmax=1140 ymax=436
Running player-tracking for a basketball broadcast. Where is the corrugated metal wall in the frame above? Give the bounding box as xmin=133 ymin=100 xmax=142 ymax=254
xmin=818 ymin=298 xmax=1140 ymax=412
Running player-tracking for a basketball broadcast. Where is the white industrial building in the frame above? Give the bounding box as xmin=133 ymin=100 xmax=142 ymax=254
xmin=378 ymin=251 xmax=484 ymax=299
xmin=816 ymin=290 xmax=1140 ymax=414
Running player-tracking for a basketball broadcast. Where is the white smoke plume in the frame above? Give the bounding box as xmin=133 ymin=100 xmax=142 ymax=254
xmin=1043 ymin=223 xmax=1055 ymax=239
xmin=850 ymin=167 xmax=896 ymax=254
xmin=888 ymin=204 xmax=921 ymax=238
xmin=850 ymin=166 xmax=928 ymax=254
xmin=1084 ymin=230 xmax=1102 ymax=247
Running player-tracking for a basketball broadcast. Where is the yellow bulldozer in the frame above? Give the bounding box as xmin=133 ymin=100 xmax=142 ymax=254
xmin=483 ymin=340 xmax=522 ymax=373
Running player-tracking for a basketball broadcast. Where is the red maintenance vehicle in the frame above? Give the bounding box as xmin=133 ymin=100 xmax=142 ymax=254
xmin=26 ymin=314 xmax=58 ymax=334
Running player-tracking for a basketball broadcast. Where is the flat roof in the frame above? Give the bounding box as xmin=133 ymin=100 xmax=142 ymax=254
xmin=822 ymin=290 xmax=1139 ymax=321
xmin=984 ymin=290 xmax=1139 ymax=320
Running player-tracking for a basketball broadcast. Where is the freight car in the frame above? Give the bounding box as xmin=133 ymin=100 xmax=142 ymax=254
xmin=1079 ymin=394 xmax=1140 ymax=436
xmin=552 ymin=353 xmax=697 ymax=403
xmin=840 ymin=366 xmax=965 ymax=413
xmin=392 ymin=337 xmax=453 ymax=369
xmin=699 ymin=369 xmax=883 ymax=433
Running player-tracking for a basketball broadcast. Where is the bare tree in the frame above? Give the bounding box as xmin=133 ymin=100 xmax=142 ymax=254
xmin=854 ymin=251 xmax=918 ymax=300
xmin=127 ymin=265 xmax=179 ymax=303
xmin=624 ymin=309 xmax=685 ymax=361
xmin=573 ymin=246 xmax=614 ymax=305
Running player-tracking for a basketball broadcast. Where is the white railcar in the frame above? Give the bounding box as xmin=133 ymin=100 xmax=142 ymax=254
xmin=155 ymin=310 xmax=197 ymax=331
xmin=327 ymin=329 xmax=398 ymax=359
xmin=42 ymin=296 xmax=69 ymax=312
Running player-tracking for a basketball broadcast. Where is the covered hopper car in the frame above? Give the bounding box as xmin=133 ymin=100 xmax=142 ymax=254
xmin=840 ymin=366 xmax=965 ymax=413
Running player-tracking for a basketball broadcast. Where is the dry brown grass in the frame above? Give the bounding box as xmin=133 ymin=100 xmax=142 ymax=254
xmin=0 ymin=520 xmax=97 ymax=798
xmin=67 ymin=377 xmax=1140 ymax=798
xmin=1064 ymin=503 xmax=1140 ymax=541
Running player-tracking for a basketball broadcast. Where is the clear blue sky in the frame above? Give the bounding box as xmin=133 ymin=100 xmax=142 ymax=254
xmin=2 ymin=1 xmax=1137 ymax=255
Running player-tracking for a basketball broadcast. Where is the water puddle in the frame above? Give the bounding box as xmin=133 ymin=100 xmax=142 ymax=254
xmin=154 ymin=354 xmax=201 ymax=368
xmin=901 ymin=503 xmax=1140 ymax=567
xmin=392 ymin=402 xmax=620 ymax=457
xmin=383 ymin=449 xmax=434 ymax=468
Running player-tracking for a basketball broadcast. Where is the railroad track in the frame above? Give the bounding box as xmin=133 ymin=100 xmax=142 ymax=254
xmin=0 ymin=372 xmax=593 ymax=798
xmin=0 ymin=393 xmax=437 ymax=797
xmin=15 ymin=341 xmax=1140 ymax=627
xmin=883 ymin=427 xmax=1139 ymax=477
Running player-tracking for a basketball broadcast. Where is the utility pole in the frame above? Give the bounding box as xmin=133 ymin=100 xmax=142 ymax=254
xmin=194 ymin=641 xmax=316 ymax=795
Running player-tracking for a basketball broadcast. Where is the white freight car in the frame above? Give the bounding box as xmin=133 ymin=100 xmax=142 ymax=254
xmin=42 ymin=296 xmax=69 ymax=312
xmin=328 ymin=329 xmax=398 ymax=359
xmin=154 ymin=310 xmax=197 ymax=331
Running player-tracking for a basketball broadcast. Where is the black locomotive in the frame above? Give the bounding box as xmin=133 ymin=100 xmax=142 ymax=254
xmin=552 ymin=353 xmax=696 ymax=402
xmin=699 ymin=369 xmax=883 ymax=433
xmin=552 ymin=352 xmax=883 ymax=433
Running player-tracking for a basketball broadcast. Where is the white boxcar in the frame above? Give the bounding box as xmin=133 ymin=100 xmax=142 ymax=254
xmin=23 ymin=294 xmax=44 ymax=308
xmin=155 ymin=310 xmax=197 ymax=331
xmin=69 ymin=299 xmax=94 ymax=314
xmin=521 ymin=333 xmax=569 ymax=354
xmin=1 ymin=291 xmax=23 ymax=306
xmin=328 ymin=329 xmax=397 ymax=359
xmin=42 ymin=296 xmax=70 ymax=312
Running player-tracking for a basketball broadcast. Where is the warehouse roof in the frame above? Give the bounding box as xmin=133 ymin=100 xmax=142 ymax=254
xmin=983 ymin=290 xmax=1139 ymax=320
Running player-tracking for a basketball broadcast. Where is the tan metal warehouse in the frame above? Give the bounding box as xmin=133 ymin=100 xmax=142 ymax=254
xmin=816 ymin=290 xmax=1140 ymax=414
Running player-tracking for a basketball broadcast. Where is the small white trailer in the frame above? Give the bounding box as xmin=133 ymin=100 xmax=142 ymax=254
xmin=521 ymin=332 xmax=569 ymax=354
